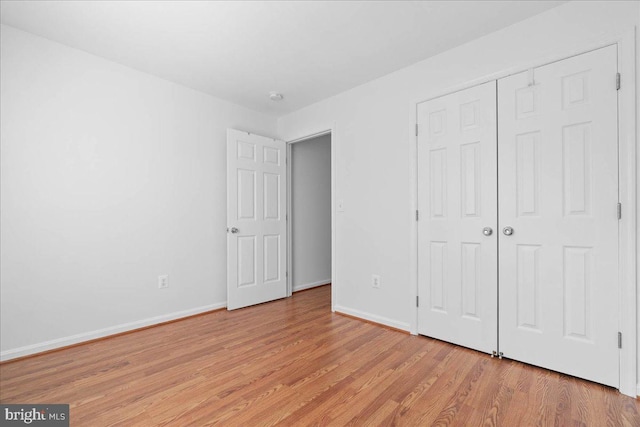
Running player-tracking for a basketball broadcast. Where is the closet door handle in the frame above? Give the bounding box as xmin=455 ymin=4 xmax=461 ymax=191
xmin=503 ymin=226 xmax=514 ymax=236
xmin=482 ymin=227 xmax=493 ymax=236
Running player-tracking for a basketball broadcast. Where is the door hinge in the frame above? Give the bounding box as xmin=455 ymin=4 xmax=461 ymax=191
xmin=618 ymin=332 xmax=622 ymax=349
xmin=617 ymin=202 xmax=622 ymax=220
xmin=416 ymin=210 xmax=419 ymax=221
xmin=616 ymin=73 xmax=621 ymax=90
xmin=415 ymin=123 xmax=419 ymax=136
xmin=416 ymin=296 xmax=419 ymax=307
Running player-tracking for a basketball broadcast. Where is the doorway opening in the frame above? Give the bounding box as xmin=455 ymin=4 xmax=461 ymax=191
xmin=287 ymin=132 xmax=332 ymax=301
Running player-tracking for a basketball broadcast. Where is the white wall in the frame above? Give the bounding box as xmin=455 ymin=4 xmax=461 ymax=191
xmin=291 ymin=134 xmax=331 ymax=292
xmin=0 ymin=25 xmax=277 ymax=359
xmin=278 ymin=0 xmax=639 ymax=387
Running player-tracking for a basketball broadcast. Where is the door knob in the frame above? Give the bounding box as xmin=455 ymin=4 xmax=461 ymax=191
xmin=482 ymin=227 xmax=493 ymax=236
xmin=230 ymin=227 xmax=239 ymax=234
xmin=503 ymin=226 xmax=514 ymax=236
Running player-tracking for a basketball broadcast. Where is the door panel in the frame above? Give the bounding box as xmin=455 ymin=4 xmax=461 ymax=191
xmin=227 ymin=129 xmax=287 ymax=310
xmin=417 ymin=81 xmax=498 ymax=354
xmin=498 ymin=45 xmax=619 ymax=387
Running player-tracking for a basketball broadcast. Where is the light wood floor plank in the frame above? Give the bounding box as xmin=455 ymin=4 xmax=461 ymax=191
xmin=1 ymin=285 xmax=638 ymax=426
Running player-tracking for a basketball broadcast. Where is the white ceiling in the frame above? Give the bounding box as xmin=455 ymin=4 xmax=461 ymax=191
xmin=0 ymin=1 xmax=566 ymax=116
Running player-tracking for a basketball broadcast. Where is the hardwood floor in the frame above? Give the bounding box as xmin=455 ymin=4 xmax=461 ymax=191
xmin=1 ymin=285 xmax=638 ymax=426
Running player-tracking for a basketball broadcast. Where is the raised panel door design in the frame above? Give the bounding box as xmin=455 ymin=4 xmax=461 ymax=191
xmin=516 ymin=86 xmax=538 ymax=119
xmin=429 ymin=110 xmax=446 ymax=137
xmin=263 ymin=235 xmax=280 ymax=283
xmin=563 ymin=123 xmax=592 ymax=216
xmin=237 ymin=140 xmax=256 ymax=161
xmin=562 ymin=71 xmax=590 ymax=110
xmin=516 ymin=132 xmax=540 ymax=217
xmin=498 ymin=45 xmax=618 ymax=387
xmin=563 ymin=246 xmax=592 ymax=341
xmin=263 ymin=146 xmax=280 ymax=166
xmin=460 ymin=142 xmax=481 ymax=217
xmin=430 ymin=149 xmax=447 ymax=218
xmin=461 ymin=242 xmax=480 ymax=319
xmin=263 ymin=172 xmax=280 ymax=220
xmin=227 ymin=129 xmax=287 ymax=310
xmin=430 ymin=242 xmax=447 ymax=312
xmin=418 ymin=80 xmax=498 ymax=354
xmin=460 ymin=100 xmax=479 ymax=131
xmin=237 ymin=236 xmax=256 ymax=287
xmin=516 ymin=244 xmax=541 ymax=331
xmin=237 ymin=169 xmax=256 ymax=220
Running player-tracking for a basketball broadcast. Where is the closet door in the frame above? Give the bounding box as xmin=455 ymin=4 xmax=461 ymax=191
xmin=417 ymin=81 xmax=498 ymax=354
xmin=498 ymin=45 xmax=619 ymax=387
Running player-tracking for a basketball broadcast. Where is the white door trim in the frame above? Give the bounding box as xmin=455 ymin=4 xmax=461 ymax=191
xmin=615 ymin=29 xmax=636 ymax=398
xmin=408 ymin=29 xmax=636 ymax=397
xmin=286 ymin=126 xmax=336 ymax=312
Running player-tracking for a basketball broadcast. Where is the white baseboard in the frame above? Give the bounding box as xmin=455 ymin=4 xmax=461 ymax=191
xmin=637 ymin=383 xmax=640 ymax=397
xmin=334 ymin=305 xmax=410 ymax=332
xmin=0 ymin=302 xmax=226 ymax=362
xmin=293 ymin=279 xmax=331 ymax=292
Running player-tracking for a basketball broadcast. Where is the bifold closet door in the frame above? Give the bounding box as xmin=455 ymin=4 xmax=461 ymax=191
xmin=417 ymin=81 xmax=498 ymax=354
xmin=497 ymin=45 xmax=619 ymax=387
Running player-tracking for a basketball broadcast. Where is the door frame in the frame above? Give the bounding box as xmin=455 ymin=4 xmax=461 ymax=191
xmin=408 ymin=29 xmax=636 ymax=397
xmin=286 ymin=127 xmax=336 ymax=311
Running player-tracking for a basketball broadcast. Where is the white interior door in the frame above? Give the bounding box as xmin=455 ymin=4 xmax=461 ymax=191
xmin=227 ymin=129 xmax=287 ymax=310
xmin=498 ymin=45 xmax=619 ymax=387
xmin=417 ymin=81 xmax=498 ymax=354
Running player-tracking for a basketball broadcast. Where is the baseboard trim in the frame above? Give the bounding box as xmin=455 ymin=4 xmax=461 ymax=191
xmin=637 ymin=383 xmax=640 ymax=397
xmin=334 ymin=305 xmax=410 ymax=332
xmin=0 ymin=302 xmax=226 ymax=362
xmin=293 ymin=279 xmax=331 ymax=293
